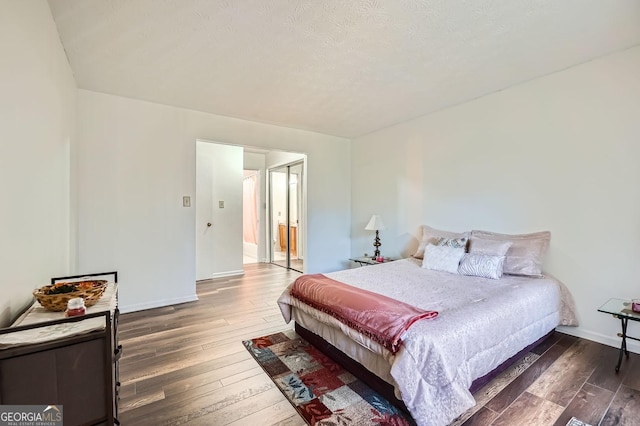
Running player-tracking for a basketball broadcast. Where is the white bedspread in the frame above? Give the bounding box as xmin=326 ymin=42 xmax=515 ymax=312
xmin=278 ymin=258 xmax=578 ymax=426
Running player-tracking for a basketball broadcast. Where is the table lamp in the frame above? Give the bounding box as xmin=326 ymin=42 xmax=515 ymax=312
xmin=365 ymin=215 xmax=385 ymax=259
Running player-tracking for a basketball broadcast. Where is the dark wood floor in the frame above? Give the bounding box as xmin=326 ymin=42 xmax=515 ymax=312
xmin=118 ymin=263 xmax=640 ymax=425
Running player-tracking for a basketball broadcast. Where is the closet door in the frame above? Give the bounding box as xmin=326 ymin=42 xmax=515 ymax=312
xmin=269 ymin=161 xmax=304 ymax=272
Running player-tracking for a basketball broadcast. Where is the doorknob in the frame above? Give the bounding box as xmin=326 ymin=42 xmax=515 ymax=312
xmin=207 ymin=222 xmax=212 ymax=227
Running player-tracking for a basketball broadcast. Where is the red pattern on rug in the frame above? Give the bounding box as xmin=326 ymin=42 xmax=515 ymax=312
xmin=243 ymin=331 xmax=415 ymax=426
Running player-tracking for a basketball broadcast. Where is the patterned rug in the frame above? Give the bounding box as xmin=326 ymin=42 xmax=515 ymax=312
xmin=243 ymin=330 xmax=415 ymax=426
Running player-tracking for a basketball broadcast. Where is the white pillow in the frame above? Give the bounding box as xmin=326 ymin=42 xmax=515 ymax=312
xmin=468 ymin=237 xmax=512 ymax=256
xmin=413 ymin=225 xmax=470 ymax=259
xmin=471 ymin=230 xmax=551 ymax=277
xmin=458 ymin=253 xmax=506 ymax=279
xmin=437 ymin=236 xmax=469 ymax=249
xmin=422 ymin=244 xmax=465 ymax=274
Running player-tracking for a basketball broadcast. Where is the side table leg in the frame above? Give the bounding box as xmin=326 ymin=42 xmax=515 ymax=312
xmin=616 ymin=317 xmax=629 ymax=373
xmin=622 ymin=317 xmax=630 ymax=358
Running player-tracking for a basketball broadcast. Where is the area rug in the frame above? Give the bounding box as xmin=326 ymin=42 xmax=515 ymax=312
xmin=243 ymin=331 xmax=415 ymax=426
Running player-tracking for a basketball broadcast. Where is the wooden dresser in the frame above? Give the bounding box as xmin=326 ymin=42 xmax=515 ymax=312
xmin=0 ymin=272 xmax=120 ymax=425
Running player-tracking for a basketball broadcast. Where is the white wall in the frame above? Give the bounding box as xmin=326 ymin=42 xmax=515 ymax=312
xmin=266 ymin=151 xmax=306 ymax=169
xmin=351 ymin=46 xmax=640 ymax=352
xmin=77 ymin=90 xmax=351 ymax=313
xmin=0 ymin=1 xmax=76 ymax=326
xmin=196 ymin=142 xmax=243 ymax=279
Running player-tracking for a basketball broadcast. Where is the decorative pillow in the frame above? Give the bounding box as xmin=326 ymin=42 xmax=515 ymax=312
xmin=470 ymin=230 xmax=551 ymax=277
xmin=413 ymin=225 xmax=470 ymax=259
xmin=468 ymin=237 xmax=512 ymax=256
xmin=458 ymin=253 xmax=506 ymax=279
xmin=436 ymin=236 xmax=468 ymax=249
xmin=422 ymin=244 xmax=465 ymax=274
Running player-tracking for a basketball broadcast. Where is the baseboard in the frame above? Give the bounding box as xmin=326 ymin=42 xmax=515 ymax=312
xmin=210 ymin=269 xmax=244 ymax=279
xmin=119 ymin=294 xmax=199 ymax=314
xmin=557 ymin=325 xmax=640 ymax=354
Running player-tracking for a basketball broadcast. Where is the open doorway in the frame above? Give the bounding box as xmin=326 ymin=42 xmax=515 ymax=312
xmin=195 ymin=140 xmax=306 ymax=278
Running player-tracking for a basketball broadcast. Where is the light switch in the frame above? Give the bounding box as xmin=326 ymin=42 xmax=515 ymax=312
xmin=183 ymin=196 xmax=191 ymax=207
xmin=218 ymin=200 xmax=224 ymax=208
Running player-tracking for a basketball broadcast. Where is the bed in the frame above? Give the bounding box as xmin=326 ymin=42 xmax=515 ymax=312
xmin=278 ymin=228 xmax=578 ymax=426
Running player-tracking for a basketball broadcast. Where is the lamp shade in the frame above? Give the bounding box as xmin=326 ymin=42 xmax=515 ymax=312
xmin=365 ymin=215 xmax=386 ymax=231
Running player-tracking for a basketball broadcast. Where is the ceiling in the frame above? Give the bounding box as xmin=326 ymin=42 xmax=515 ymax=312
xmin=48 ymin=0 xmax=640 ymax=139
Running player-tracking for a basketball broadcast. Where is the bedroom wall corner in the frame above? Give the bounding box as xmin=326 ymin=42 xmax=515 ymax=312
xmin=0 ymin=1 xmax=77 ymax=326
xmin=350 ymin=45 xmax=640 ymax=353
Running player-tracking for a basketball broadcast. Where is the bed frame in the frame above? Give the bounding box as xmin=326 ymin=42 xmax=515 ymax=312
xmin=295 ymin=322 xmax=554 ymax=415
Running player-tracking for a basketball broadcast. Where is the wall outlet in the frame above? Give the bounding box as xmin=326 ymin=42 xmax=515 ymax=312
xmin=218 ymin=200 xmax=224 ymax=208
xmin=182 ymin=196 xmax=191 ymax=207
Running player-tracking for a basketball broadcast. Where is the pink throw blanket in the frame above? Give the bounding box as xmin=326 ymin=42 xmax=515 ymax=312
xmin=290 ymin=274 xmax=438 ymax=353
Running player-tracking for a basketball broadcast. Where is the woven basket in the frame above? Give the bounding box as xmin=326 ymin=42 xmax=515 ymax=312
xmin=33 ymin=280 xmax=108 ymax=312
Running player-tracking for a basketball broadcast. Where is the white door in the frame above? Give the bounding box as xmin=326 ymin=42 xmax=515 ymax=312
xmin=195 ymin=142 xmax=243 ymax=280
xmin=196 ymin=143 xmax=215 ymax=280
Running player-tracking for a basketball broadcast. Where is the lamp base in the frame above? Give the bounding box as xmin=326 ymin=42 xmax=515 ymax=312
xmin=372 ymin=230 xmax=381 ymax=259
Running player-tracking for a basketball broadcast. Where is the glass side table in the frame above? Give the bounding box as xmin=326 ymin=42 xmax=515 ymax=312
xmin=349 ymin=257 xmax=394 ymax=267
xmin=597 ymin=298 xmax=640 ymax=373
